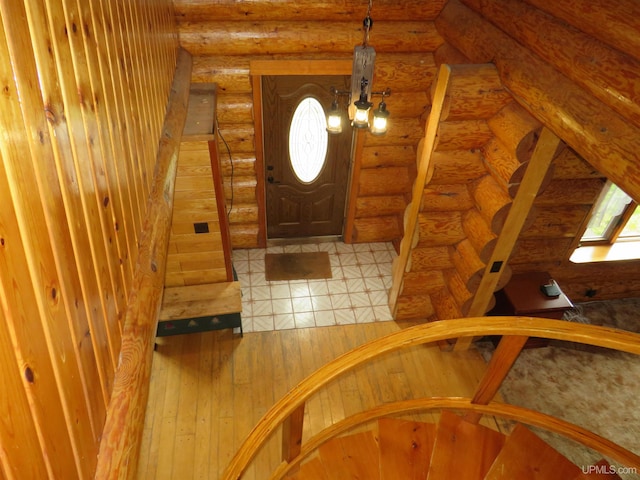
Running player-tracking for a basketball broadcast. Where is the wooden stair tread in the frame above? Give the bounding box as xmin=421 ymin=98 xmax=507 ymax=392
xmin=427 ymin=410 xmax=505 ymax=480
xmin=484 ymin=423 xmax=580 ymax=479
xmin=378 ymin=417 xmax=436 ymax=480
xmin=289 ymin=456 xmax=329 ymax=480
xmin=159 ymin=281 xmax=242 ymax=320
xmin=572 ymin=459 xmax=622 ymax=479
xmin=318 ymin=430 xmax=380 ymax=479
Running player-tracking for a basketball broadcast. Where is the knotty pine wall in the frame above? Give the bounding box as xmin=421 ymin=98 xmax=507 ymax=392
xmin=175 ymin=0 xmax=448 ymax=247
xmin=436 ymin=0 xmax=640 ymax=302
xmin=0 ymin=1 xmax=178 ymax=478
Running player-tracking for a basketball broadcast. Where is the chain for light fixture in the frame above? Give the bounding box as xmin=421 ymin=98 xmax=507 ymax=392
xmin=326 ymin=0 xmax=391 ymax=136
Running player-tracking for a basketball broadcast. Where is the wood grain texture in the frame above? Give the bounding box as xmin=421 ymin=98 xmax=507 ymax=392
xmin=462 ymin=0 xmax=640 ymax=130
xmin=166 ymin=126 xmax=233 ymax=286
xmin=428 ymin=410 xmax=505 ymax=478
xmin=137 ymin=320 xmax=496 ymax=478
xmin=179 ymin=21 xmax=442 ymax=56
xmin=0 ymin=0 xmax=179 ymax=477
xmin=95 ymin=48 xmax=190 ymax=480
xmin=174 ymin=0 xmax=448 ymax=22
xmin=439 ymin=63 xmax=512 ymax=121
xmin=484 ymin=423 xmax=581 ymax=479
xmin=437 ymin=0 xmax=640 ymax=207
xmin=217 ymin=317 xmax=640 ymax=479
xmin=524 ymin=0 xmax=640 ymax=63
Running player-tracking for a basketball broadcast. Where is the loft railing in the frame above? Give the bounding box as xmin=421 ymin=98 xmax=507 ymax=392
xmin=221 ymin=316 xmax=640 ymax=479
xmin=94 ymin=49 xmax=192 ymax=480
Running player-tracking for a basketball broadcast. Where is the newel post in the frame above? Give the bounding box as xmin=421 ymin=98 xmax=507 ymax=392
xmin=282 ymin=403 xmax=306 ymax=468
xmin=464 ymin=335 xmax=528 ymax=424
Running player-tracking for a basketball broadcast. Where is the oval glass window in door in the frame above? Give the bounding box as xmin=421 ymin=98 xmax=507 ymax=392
xmin=288 ymin=97 xmax=328 ymax=183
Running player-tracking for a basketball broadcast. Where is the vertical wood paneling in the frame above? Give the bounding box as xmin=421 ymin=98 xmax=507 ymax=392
xmin=37 ymin=0 xmax=122 ymax=378
xmin=0 ymin=159 xmax=55 ymax=480
xmin=0 ymin=4 xmax=100 ymax=477
xmin=0 ymin=0 xmax=178 ymax=477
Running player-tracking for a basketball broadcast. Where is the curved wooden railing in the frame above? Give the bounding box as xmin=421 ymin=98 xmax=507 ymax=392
xmin=222 ymin=316 xmax=640 ymax=480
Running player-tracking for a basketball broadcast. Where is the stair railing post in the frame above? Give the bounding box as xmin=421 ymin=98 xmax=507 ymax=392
xmin=282 ymin=403 xmax=306 ymax=470
xmin=464 ymin=334 xmax=529 ymax=424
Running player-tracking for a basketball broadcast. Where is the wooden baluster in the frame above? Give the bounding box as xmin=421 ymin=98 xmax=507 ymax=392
xmin=282 ymin=403 xmax=306 ymax=469
xmin=464 ymin=334 xmax=529 ymax=424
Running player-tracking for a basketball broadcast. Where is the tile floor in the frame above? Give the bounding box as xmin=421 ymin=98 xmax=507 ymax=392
xmin=232 ymin=241 xmax=397 ymax=333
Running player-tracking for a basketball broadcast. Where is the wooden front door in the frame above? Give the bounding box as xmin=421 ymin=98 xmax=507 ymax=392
xmin=263 ymin=75 xmax=352 ymax=238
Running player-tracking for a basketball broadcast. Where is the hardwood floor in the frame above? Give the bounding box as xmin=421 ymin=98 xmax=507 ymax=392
xmin=136 ymin=321 xmax=501 ymax=479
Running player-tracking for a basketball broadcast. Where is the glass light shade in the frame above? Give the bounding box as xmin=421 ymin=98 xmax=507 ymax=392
xmin=326 ymin=102 xmax=343 ymax=134
xmin=352 ymin=97 xmax=372 ymax=129
xmin=369 ymin=101 xmax=389 ymax=136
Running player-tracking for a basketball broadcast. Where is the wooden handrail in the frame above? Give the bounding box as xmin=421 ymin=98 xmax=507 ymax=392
xmin=222 ymin=317 xmax=640 ymax=479
xmin=94 ymin=48 xmax=192 ymax=480
xmin=270 ymin=398 xmax=640 ymax=480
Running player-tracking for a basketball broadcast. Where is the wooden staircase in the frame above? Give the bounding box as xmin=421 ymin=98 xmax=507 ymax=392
xmin=289 ymin=411 xmax=620 ymax=480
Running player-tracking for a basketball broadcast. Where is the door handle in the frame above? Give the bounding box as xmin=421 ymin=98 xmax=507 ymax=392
xmin=267 ymin=176 xmax=280 ymax=184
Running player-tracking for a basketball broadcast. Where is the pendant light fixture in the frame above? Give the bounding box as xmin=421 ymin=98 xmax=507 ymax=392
xmin=327 ymin=0 xmax=391 ymax=135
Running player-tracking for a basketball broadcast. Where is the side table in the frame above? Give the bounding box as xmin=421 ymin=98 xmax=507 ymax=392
xmin=488 ymin=271 xmax=574 ymax=348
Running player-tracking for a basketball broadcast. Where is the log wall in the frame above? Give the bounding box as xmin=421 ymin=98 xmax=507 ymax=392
xmin=436 ymin=0 xmax=640 ymax=302
xmin=174 ymin=0 xmax=640 ymax=301
xmin=393 ymin=63 xmax=532 ymax=321
xmin=175 ymin=0 xmax=447 ymax=247
xmin=0 ymin=1 xmax=178 ymax=478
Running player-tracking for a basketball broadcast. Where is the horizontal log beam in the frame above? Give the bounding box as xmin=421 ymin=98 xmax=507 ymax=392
xmin=461 ymin=0 xmax=640 ymax=129
xmin=551 ymin=148 xmax=603 ymax=180
xmin=421 ymin=184 xmax=473 ymax=212
xmin=409 ymin=246 xmax=453 ymax=271
xmin=487 ymin=101 xmax=542 ymax=164
xmin=180 ymin=21 xmax=442 ymax=56
xmin=374 ymin=53 xmax=437 ymax=92
xmin=510 ymin=238 xmax=574 ymax=264
xmin=430 ymin=149 xmax=486 ymax=184
xmin=174 ymin=0 xmax=448 ymax=22
xmin=229 ymin=223 xmax=260 ymax=248
xmin=192 ymin=56 xmax=251 ymax=91
xmin=434 ymin=42 xmax=471 ymax=66
xmin=462 ymin=209 xmax=497 ymax=264
xmin=364 ymin=117 xmax=423 ymax=147
xmin=470 ymin=175 xmax=512 ymax=234
xmin=361 ymin=145 xmax=415 ymax=169
xmin=355 ymin=195 xmax=407 ymax=218
xmin=431 ymin=288 xmax=463 ymax=320
xmin=416 ymin=211 xmax=466 ymax=247
xmin=216 ymin=93 xmax=254 ymax=124
xmin=438 ymin=64 xmax=512 ymax=121
xmin=520 ymin=205 xmax=591 ymax=238
xmin=400 ymin=270 xmax=446 ymax=296
xmin=535 ymin=178 xmax=604 ymax=206
xmin=352 ymin=216 xmax=402 ymax=243
xmin=436 ymin=0 xmax=640 ymax=204
xmin=394 ymin=294 xmax=435 ymax=321
xmin=359 ymin=167 xmax=413 ymax=196
xmin=523 ymin=0 xmax=640 ymax=62
xmin=434 ymin=120 xmax=492 ymax=151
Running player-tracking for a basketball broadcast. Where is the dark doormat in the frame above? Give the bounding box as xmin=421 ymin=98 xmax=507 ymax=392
xmin=265 ymin=251 xmax=333 ymax=281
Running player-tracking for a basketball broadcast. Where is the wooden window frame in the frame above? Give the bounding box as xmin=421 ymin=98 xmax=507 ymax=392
xmin=580 ymin=181 xmax=639 ymax=246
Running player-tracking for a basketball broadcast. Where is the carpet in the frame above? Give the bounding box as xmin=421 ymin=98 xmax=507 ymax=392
xmin=264 ymin=251 xmax=332 ymax=281
xmin=478 ymin=298 xmax=640 ymax=478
